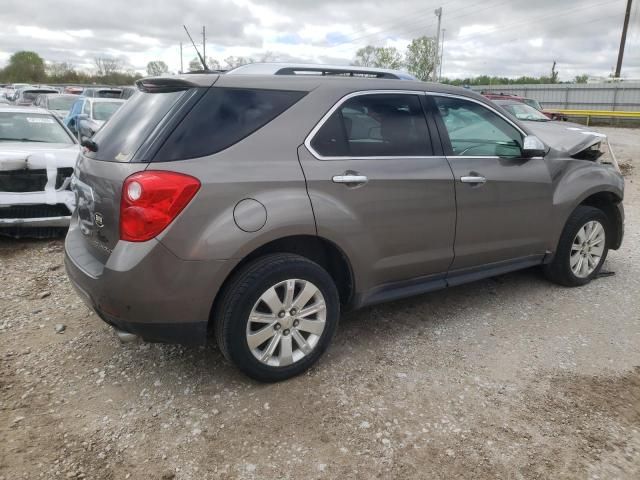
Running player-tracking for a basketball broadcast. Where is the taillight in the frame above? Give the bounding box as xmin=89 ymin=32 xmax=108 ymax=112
xmin=120 ymin=171 xmax=200 ymax=242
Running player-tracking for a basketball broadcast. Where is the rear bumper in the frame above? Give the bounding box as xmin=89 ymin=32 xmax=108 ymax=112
xmin=64 ymin=223 xmax=233 ymax=345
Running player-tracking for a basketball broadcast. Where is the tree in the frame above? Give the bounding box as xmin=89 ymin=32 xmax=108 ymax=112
xmin=46 ymin=61 xmax=76 ymax=79
xmin=574 ymin=74 xmax=589 ymax=84
xmin=94 ymin=57 xmax=123 ymax=76
xmin=353 ymin=46 xmax=403 ymax=69
xmin=405 ymin=36 xmax=437 ymax=81
xmin=550 ymin=60 xmax=559 ymax=83
xmin=2 ymin=51 xmax=46 ymax=83
xmin=146 ymin=60 xmax=168 ymax=76
xmin=223 ymin=56 xmax=255 ymax=69
xmin=353 ymin=46 xmax=377 ymax=67
xmin=188 ymin=56 xmax=220 ymax=72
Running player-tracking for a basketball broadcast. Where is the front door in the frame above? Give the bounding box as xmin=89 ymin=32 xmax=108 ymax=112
xmin=429 ymin=94 xmax=553 ymax=272
xmin=298 ymin=91 xmax=457 ymax=296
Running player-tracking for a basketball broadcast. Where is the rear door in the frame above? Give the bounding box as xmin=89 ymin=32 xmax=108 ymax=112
xmin=428 ymin=94 xmax=553 ymax=273
xmin=298 ymin=91 xmax=456 ymax=297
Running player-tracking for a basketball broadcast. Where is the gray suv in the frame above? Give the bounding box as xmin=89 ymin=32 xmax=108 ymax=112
xmin=65 ymin=66 xmax=624 ymax=381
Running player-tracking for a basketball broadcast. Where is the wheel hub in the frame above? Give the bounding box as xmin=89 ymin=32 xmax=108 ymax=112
xmin=570 ymin=220 xmax=606 ymax=278
xmin=246 ymin=279 xmax=327 ymax=367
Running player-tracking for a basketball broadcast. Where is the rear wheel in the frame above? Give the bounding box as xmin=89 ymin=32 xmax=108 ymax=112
xmin=215 ymin=253 xmax=340 ymax=382
xmin=544 ymin=206 xmax=609 ymax=286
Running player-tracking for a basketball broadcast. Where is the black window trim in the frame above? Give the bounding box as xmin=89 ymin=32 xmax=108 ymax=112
xmin=305 ymin=90 xmax=435 ymax=160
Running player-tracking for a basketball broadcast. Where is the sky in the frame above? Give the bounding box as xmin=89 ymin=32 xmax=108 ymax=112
xmin=0 ymin=0 xmax=639 ymax=80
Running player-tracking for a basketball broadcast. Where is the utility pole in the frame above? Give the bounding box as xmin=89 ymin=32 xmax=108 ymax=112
xmin=434 ymin=7 xmax=442 ymax=82
xmin=179 ymin=42 xmax=183 ymax=74
xmin=202 ymin=26 xmax=206 ymax=65
xmin=439 ymin=28 xmax=446 ymax=81
xmin=615 ymin=0 xmax=632 ymax=78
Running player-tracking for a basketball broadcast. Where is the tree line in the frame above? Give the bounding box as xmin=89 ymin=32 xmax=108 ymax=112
xmin=0 ymin=51 xmax=143 ymax=85
xmin=1 ymin=48 xmax=593 ymax=87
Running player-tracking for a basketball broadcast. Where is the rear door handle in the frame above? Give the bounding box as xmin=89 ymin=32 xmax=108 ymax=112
xmin=332 ymin=175 xmax=368 ymax=185
xmin=460 ymin=176 xmax=487 ymax=184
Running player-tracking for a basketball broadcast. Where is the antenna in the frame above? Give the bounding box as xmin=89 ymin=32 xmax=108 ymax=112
xmin=183 ymin=25 xmax=208 ymax=71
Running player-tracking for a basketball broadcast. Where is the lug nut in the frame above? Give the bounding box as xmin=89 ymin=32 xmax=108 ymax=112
xmin=293 ymin=320 xmax=299 ymax=327
xmin=274 ymin=323 xmax=281 ymax=330
xmin=283 ymin=329 xmax=290 ymax=336
xmin=278 ymin=311 xmax=286 ymax=318
xmin=290 ymin=308 xmax=297 ymax=315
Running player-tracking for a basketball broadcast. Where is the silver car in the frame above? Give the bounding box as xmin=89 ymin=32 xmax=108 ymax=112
xmin=64 ymin=65 xmax=624 ymax=381
xmin=0 ymin=107 xmax=79 ymax=237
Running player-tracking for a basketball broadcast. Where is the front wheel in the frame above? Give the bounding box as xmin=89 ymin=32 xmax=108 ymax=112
xmin=214 ymin=253 xmax=340 ymax=382
xmin=544 ymin=206 xmax=610 ymax=287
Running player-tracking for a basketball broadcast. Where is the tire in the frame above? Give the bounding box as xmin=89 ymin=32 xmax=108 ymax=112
xmin=544 ymin=206 xmax=610 ymax=287
xmin=214 ymin=253 xmax=340 ymax=382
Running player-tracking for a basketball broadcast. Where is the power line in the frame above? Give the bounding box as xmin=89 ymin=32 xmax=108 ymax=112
xmin=328 ymin=0 xmax=512 ymax=49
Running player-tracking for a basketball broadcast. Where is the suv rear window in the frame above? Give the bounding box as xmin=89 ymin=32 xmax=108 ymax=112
xmin=88 ymin=90 xmax=188 ymax=162
xmin=153 ymin=87 xmax=306 ymax=162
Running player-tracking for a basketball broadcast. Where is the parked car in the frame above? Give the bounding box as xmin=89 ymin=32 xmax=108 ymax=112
xmin=64 ymin=67 xmax=624 ymax=382
xmin=12 ymin=87 xmax=59 ymax=106
xmin=481 ymin=92 xmax=568 ymax=121
xmin=33 ymin=93 xmax=78 ymax=120
xmin=0 ymin=107 xmax=79 ymax=238
xmin=3 ymin=83 xmax=30 ymax=101
xmin=64 ymin=86 xmax=84 ymax=95
xmin=64 ymin=97 xmax=125 ymax=137
xmin=81 ymin=87 xmax=123 ymax=99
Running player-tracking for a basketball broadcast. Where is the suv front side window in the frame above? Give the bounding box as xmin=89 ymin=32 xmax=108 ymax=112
xmin=433 ymin=96 xmax=522 ymax=158
xmin=310 ymin=93 xmax=432 ymax=158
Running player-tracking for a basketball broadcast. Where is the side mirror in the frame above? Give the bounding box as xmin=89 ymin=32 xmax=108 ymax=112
xmin=76 ymin=114 xmax=89 ymax=121
xmin=521 ymin=135 xmax=546 ymax=158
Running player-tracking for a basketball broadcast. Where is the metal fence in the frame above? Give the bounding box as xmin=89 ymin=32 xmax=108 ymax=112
xmin=471 ymin=82 xmax=640 ymax=111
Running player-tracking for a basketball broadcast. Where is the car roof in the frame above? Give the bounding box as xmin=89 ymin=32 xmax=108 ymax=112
xmin=492 ymin=99 xmax=522 ymax=106
xmin=148 ymin=72 xmax=488 ymax=99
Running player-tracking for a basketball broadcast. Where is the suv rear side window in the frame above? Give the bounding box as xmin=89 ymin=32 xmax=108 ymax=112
xmin=154 ymin=87 xmax=306 ymax=162
xmin=310 ymin=93 xmax=432 ymax=158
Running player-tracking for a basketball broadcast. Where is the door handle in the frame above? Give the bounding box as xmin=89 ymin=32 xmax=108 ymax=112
xmin=460 ymin=176 xmax=487 ymax=184
xmin=332 ymin=175 xmax=368 ymax=185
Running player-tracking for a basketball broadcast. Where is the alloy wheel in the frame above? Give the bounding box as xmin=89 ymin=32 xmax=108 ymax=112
xmin=570 ymin=220 xmax=606 ymax=278
xmin=246 ymin=279 xmax=327 ymax=367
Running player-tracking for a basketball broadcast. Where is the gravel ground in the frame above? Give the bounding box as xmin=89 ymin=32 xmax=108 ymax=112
xmin=1 ymin=127 xmax=639 ymax=480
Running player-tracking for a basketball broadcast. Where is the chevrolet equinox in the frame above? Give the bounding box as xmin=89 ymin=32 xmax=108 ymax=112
xmin=65 ymin=65 xmax=625 ymax=381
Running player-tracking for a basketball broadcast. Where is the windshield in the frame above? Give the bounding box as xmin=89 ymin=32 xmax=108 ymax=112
xmin=502 ymin=103 xmax=549 ymax=122
xmin=92 ymin=101 xmax=124 ymax=121
xmin=523 ymin=98 xmax=543 ymax=111
xmin=48 ymin=95 xmax=77 ymax=111
xmin=0 ymin=112 xmax=74 ymax=143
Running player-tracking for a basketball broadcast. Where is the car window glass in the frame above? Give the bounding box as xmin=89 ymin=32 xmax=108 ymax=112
xmin=434 ymin=96 xmax=522 ymax=157
xmin=154 ymin=87 xmax=306 ymax=162
xmin=92 ymin=102 xmax=123 ymax=121
xmin=0 ymin=112 xmax=73 ymax=144
xmin=311 ymin=93 xmax=431 ymax=157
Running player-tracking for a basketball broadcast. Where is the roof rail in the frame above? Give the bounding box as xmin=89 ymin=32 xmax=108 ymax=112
xmin=225 ymin=63 xmax=417 ymax=80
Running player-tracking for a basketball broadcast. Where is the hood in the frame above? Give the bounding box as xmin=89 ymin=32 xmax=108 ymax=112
xmin=524 ymin=121 xmax=606 ymax=156
xmin=0 ymin=143 xmax=80 ymax=171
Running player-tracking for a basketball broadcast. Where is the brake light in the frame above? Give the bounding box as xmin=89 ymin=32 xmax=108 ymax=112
xmin=120 ymin=171 xmax=200 ymax=242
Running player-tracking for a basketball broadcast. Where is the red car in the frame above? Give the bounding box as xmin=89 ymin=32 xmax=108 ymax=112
xmin=481 ymin=92 xmax=567 ymax=121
